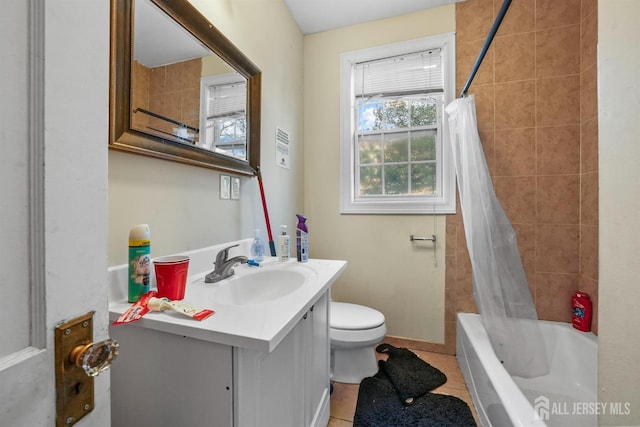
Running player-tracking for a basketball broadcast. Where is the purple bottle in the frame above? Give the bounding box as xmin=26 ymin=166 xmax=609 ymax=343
xmin=296 ymin=214 xmax=308 ymax=262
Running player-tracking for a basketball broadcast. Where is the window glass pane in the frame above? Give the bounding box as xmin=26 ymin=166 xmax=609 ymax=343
xmin=218 ymin=116 xmax=246 ymax=142
xmin=410 ymin=100 xmax=438 ymax=126
xmin=359 ymin=165 xmax=382 ymax=195
xmin=384 ymin=164 xmax=409 ymax=195
xmin=411 ymin=130 xmax=436 ymax=161
xmin=411 ymin=163 xmax=436 ymax=195
xmin=384 ymin=132 xmax=408 ymax=162
xmin=380 ymin=100 xmax=409 ymax=129
xmin=358 ymin=135 xmax=382 ymax=164
xmin=210 ymin=115 xmax=246 ymax=157
xmin=357 ymin=99 xmax=383 ymax=132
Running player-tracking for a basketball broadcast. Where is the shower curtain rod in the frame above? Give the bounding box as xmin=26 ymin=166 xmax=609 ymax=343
xmin=459 ymin=0 xmax=512 ymax=98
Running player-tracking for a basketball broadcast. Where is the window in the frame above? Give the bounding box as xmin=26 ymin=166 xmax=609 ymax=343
xmin=340 ymin=34 xmax=456 ymax=214
xmin=199 ymin=73 xmax=247 ymax=158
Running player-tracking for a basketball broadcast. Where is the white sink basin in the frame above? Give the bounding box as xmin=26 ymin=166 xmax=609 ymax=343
xmin=189 ymin=264 xmax=313 ymax=306
xmin=212 ymin=270 xmax=306 ymax=305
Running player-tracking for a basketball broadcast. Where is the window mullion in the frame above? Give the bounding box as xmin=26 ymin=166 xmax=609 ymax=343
xmin=408 ymin=127 xmax=412 ymax=195
xmin=380 ymin=132 xmax=386 ymax=196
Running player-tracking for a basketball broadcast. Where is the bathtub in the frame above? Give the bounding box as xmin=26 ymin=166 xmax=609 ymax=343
xmin=456 ymin=313 xmax=597 ymax=427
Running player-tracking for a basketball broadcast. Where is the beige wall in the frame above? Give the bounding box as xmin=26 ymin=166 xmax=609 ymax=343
xmin=303 ymin=6 xmax=455 ymax=345
xmin=108 ymin=0 xmax=304 ymax=265
xmin=598 ymin=1 xmax=640 ymax=424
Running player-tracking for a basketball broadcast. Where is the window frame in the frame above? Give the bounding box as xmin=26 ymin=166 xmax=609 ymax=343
xmin=339 ymin=33 xmax=456 ymax=214
xmin=199 ymin=73 xmax=247 ymax=157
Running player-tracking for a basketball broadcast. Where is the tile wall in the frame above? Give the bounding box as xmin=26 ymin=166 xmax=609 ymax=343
xmin=579 ymin=0 xmax=598 ymax=333
xmin=131 ymin=58 xmax=202 ymax=139
xmin=442 ymin=0 xmax=599 ymax=353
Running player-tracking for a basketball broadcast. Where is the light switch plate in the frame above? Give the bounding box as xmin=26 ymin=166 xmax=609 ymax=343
xmin=231 ymin=177 xmax=240 ymax=199
xmin=220 ymin=175 xmax=230 ymax=199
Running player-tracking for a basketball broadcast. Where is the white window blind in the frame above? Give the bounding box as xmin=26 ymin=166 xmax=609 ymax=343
xmin=354 ymin=49 xmax=443 ymax=99
xmin=206 ymin=81 xmax=246 ymax=120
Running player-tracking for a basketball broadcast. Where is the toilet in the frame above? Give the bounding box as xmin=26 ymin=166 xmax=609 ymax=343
xmin=330 ymin=302 xmax=387 ymax=384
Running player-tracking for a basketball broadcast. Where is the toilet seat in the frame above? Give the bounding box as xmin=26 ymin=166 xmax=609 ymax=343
xmin=330 ymin=323 xmax=387 ymax=348
xmin=330 ymin=302 xmax=387 ymax=349
xmin=331 ymin=302 xmax=385 ymax=330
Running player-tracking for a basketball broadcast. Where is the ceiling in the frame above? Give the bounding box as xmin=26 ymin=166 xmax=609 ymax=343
xmin=134 ymin=0 xmax=466 ymax=68
xmin=284 ymin=0 xmax=464 ymax=35
xmin=135 ymin=0 xmax=212 ymax=68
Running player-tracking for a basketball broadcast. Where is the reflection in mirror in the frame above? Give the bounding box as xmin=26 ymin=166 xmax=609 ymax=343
xmin=131 ymin=0 xmax=248 ymax=160
xmin=110 ymin=0 xmax=261 ymax=175
xmin=199 ymin=64 xmax=247 ymax=159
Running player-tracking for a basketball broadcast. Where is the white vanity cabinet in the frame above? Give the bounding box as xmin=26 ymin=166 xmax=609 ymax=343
xmin=108 ymin=249 xmax=346 ymax=427
xmin=234 ymin=291 xmax=330 ymax=427
xmin=110 ymin=325 xmax=234 ymax=427
xmin=110 ymin=290 xmax=331 ymax=427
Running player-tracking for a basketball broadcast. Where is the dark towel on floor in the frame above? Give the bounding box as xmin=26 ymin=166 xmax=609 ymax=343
xmin=353 ymin=371 xmax=477 ymax=427
xmin=376 ymin=343 xmax=448 ymax=404
xmin=353 ymin=353 xmax=477 ymax=427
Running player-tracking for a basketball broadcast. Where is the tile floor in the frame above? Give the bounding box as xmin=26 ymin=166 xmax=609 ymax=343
xmin=327 ymin=346 xmax=480 ymax=426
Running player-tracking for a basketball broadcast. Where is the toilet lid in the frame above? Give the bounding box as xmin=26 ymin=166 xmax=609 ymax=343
xmin=331 ymin=302 xmax=385 ymax=330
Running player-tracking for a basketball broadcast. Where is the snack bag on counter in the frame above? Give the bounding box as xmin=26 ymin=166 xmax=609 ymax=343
xmin=112 ymin=291 xmax=157 ymax=325
xmin=148 ymin=297 xmax=214 ymax=321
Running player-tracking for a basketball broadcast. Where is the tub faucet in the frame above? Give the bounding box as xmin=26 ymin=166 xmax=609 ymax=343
xmin=205 ymin=244 xmax=248 ymax=283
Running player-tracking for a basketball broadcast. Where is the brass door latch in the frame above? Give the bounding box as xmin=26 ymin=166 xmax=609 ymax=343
xmin=55 ymin=311 xmax=119 ymax=426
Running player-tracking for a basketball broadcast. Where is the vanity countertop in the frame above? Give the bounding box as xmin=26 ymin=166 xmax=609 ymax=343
xmin=108 ymin=241 xmax=346 ymax=352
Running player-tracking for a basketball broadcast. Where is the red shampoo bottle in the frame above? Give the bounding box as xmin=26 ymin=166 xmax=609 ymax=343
xmin=571 ymin=291 xmax=592 ymax=332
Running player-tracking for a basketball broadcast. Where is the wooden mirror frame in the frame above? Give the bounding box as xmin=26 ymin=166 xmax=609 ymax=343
xmin=110 ymin=0 xmax=261 ymax=176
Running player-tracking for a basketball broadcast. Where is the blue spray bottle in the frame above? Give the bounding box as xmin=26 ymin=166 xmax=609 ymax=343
xmin=296 ymin=214 xmax=308 ymax=262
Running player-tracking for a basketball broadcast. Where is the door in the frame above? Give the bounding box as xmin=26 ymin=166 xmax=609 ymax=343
xmin=0 ymin=0 xmax=111 ymax=425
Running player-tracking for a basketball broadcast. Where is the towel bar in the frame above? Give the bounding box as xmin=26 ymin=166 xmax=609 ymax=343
xmin=409 ymin=234 xmax=436 ymax=243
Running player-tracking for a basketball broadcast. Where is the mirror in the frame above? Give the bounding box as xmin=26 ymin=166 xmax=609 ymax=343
xmin=110 ymin=0 xmax=261 ymax=175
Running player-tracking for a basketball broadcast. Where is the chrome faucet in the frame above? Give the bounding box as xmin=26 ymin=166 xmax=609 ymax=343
xmin=204 ymin=244 xmax=248 ymax=283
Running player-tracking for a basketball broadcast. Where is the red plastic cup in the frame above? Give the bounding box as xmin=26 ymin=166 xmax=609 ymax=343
xmin=153 ymin=255 xmax=190 ymax=300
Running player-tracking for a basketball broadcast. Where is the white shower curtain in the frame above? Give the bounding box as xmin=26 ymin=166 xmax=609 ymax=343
xmin=446 ymin=95 xmax=549 ymax=378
